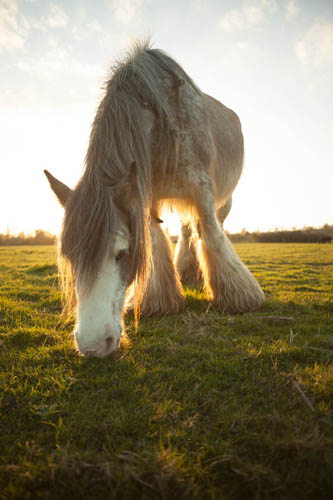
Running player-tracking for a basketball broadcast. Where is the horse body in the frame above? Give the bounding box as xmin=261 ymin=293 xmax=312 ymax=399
xmin=151 ymin=88 xmax=243 ymax=208
xmin=45 ymin=42 xmax=264 ymax=358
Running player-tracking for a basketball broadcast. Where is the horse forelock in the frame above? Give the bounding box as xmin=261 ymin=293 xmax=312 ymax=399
xmin=59 ymin=178 xmax=118 ymax=303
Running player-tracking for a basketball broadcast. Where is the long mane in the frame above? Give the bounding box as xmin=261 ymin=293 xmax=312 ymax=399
xmin=59 ymin=40 xmax=200 ymax=310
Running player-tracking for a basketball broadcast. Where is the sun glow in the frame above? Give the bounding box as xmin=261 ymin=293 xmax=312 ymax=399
xmin=1 ymin=1 xmax=332 ymax=237
xmin=160 ymin=209 xmax=181 ymax=237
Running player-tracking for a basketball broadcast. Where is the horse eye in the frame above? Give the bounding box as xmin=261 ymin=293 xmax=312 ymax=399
xmin=115 ymin=249 xmax=127 ymax=262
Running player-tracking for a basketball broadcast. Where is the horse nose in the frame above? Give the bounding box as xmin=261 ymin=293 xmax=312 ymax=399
xmin=104 ymin=323 xmax=121 ymax=346
xmin=74 ymin=324 xmax=121 ymax=357
xmin=104 ymin=334 xmax=119 ymax=352
xmin=79 ymin=339 xmax=115 ymax=358
xmin=90 ymin=334 xmax=120 ymax=357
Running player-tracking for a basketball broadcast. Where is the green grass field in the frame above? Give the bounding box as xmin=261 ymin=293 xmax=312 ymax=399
xmin=0 ymin=244 xmax=332 ymax=499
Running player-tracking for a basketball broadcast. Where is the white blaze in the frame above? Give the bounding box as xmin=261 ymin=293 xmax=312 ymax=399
xmin=74 ymin=234 xmax=129 ymax=358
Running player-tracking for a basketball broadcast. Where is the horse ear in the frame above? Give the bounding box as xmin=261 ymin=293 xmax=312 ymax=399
xmin=44 ymin=170 xmax=72 ymax=207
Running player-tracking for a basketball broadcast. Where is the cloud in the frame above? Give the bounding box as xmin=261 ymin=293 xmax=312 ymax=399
xmin=236 ymin=40 xmax=262 ymax=54
xmin=71 ymin=20 xmax=103 ymax=42
xmin=260 ymin=0 xmax=277 ymax=12
xmin=87 ymin=20 xmax=102 ymax=33
xmin=0 ymin=0 xmax=29 ymax=53
xmin=33 ymin=3 xmax=68 ymax=31
xmin=192 ymin=0 xmax=211 ymax=14
xmin=16 ymin=47 xmax=103 ymax=81
xmin=218 ymin=1 xmax=278 ymax=32
xmin=295 ymin=23 xmax=333 ymax=66
xmin=285 ymin=0 xmax=299 ymax=21
xmin=219 ymin=4 xmax=266 ymax=31
xmin=15 ymin=35 xmax=104 ymax=85
xmin=219 ymin=9 xmax=244 ymax=31
xmin=47 ymin=3 xmax=68 ymax=28
xmin=110 ymin=0 xmax=148 ymax=24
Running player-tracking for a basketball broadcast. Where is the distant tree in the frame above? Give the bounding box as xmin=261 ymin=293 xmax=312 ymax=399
xmin=0 ymin=229 xmax=56 ymax=246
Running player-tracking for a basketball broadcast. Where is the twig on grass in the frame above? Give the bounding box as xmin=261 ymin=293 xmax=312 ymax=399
xmin=114 ymin=350 xmax=130 ymax=362
xmin=292 ymin=379 xmax=315 ymax=413
xmin=307 ymin=346 xmax=333 ymax=357
xmin=205 ymin=303 xmax=212 ymax=315
xmin=125 ymin=467 xmax=158 ymax=492
xmin=118 ymin=451 xmax=158 ymax=493
xmin=258 ymin=316 xmax=295 ymax=322
xmin=271 ymin=358 xmax=315 ymax=413
xmin=289 ymin=328 xmax=298 ymax=344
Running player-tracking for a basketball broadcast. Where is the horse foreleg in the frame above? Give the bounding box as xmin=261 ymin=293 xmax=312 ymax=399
xmin=194 ymin=188 xmax=265 ymax=313
xmin=140 ymin=221 xmax=184 ymax=316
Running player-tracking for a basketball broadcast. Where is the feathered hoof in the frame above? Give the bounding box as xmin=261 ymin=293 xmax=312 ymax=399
xmin=178 ymin=267 xmax=202 ymax=287
xmin=140 ymin=294 xmax=185 ymax=316
xmin=211 ymin=285 xmax=265 ymax=314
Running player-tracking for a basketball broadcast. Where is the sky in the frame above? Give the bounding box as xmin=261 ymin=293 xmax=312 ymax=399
xmin=1 ymin=0 xmax=333 ymax=236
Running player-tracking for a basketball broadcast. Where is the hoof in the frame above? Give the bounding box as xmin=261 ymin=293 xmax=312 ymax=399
xmin=140 ymin=294 xmax=185 ymax=316
xmin=211 ymin=287 xmax=265 ymax=314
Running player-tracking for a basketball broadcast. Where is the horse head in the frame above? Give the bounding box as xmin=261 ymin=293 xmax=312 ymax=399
xmin=44 ymin=168 xmax=138 ymax=358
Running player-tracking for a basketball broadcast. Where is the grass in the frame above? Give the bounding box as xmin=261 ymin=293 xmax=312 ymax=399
xmin=0 ymin=243 xmax=332 ymax=499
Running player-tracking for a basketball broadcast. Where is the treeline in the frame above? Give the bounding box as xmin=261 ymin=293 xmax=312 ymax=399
xmin=0 ymin=230 xmax=56 ymax=246
xmin=1 ymin=225 xmax=332 ymax=246
xmin=228 ymin=224 xmax=333 ymax=243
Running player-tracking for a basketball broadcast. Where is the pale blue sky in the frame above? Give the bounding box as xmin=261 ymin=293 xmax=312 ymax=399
xmin=1 ymin=0 xmax=332 ymax=234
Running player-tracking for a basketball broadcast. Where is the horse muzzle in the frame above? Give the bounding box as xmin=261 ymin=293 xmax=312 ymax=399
xmin=74 ymin=324 xmax=121 ymax=358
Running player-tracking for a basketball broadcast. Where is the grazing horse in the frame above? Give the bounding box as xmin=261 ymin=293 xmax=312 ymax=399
xmin=45 ymin=42 xmax=265 ymax=358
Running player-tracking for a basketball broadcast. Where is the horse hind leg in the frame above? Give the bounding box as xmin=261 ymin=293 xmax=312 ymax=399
xmin=140 ymin=220 xmax=184 ymax=316
xmin=194 ymin=183 xmax=264 ymax=313
xmin=174 ymin=222 xmax=202 ymax=286
xmin=175 ymin=197 xmax=233 ymax=286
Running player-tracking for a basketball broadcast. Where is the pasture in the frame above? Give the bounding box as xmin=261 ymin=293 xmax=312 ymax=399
xmin=0 ymin=243 xmax=332 ymax=499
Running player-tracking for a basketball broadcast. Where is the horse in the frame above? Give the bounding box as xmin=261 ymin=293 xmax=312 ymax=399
xmin=45 ymin=41 xmax=265 ymax=358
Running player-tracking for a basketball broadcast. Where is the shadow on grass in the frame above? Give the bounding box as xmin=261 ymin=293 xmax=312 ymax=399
xmin=27 ymin=264 xmax=58 ymax=275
